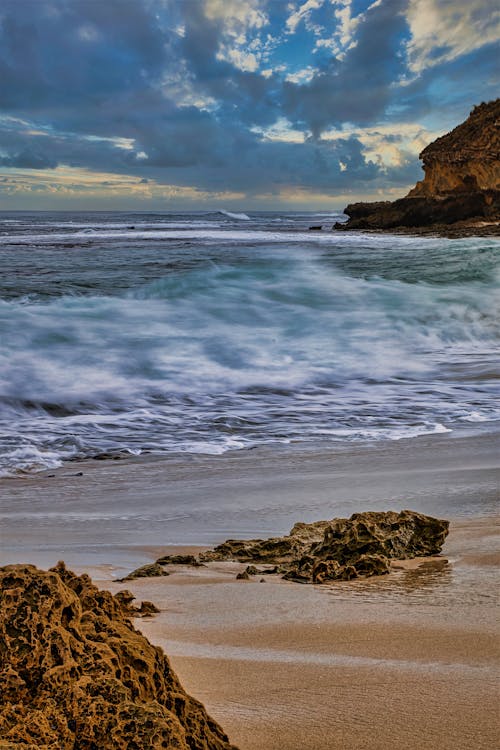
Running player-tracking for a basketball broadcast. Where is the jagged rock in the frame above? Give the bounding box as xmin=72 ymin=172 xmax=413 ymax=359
xmin=311 ymin=510 xmax=449 ymax=561
xmin=238 ymin=565 xmax=279 ymax=577
xmin=199 ymin=519 xmax=330 ymax=564
xmin=114 ymin=511 xmax=448 ymax=587
xmin=337 ymin=191 xmax=499 ymax=230
xmin=114 ymin=588 xmax=138 ymax=613
xmin=155 ymin=554 xmax=204 ymax=567
xmin=118 ymin=562 xmax=169 ymax=582
xmin=202 ymin=510 xmax=449 ymax=584
xmin=236 ymin=571 xmax=250 ymax=580
xmin=409 ymin=100 xmax=500 ymax=196
xmin=312 ymin=554 xmax=390 ymax=583
xmin=0 ymin=562 xmax=238 ymax=750
xmin=137 ymin=601 xmax=160 ymax=617
xmin=336 ymin=99 xmax=500 ymax=233
xmin=113 ymin=591 xmax=160 ymax=618
xmin=244 ymin=565 xmax=260 ymax=575
xmin=200 ymin=537 xmax=297 ymax=563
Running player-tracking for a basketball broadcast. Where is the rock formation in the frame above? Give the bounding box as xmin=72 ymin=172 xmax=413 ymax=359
xmin=199 ymin=519 xmax=332 ymax=565
xmin=336 ymin=99 xmax=500 ymax=233
xmin=118 ymin=561 xmax=170 ymax=582
xmin=0 ymin=562 xmax=238 ymax=750
xmin=125 ymin=510 xmax=449 ymax=585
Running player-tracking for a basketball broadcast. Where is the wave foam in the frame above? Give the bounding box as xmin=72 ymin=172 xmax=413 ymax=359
xmin=1 ymin=224 xmax=499 ymax=475
xmin=218 ymin=210 xmax=251 ymax=220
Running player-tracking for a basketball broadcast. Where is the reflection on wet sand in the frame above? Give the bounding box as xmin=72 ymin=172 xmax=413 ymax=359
xmin=321 ymin=557 xmax=459 ymax=606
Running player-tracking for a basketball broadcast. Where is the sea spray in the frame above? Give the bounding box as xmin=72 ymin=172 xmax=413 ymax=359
xmin=0 ymin=210 xmax=499 ymax=474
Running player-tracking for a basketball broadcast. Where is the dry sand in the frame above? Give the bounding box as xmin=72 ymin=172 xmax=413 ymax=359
xmin=1 ymin=432 xmax=499 ymax=749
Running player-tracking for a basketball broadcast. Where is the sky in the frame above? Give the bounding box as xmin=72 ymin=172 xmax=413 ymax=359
xmin=0 ymin=0 xmax=498 ymax=210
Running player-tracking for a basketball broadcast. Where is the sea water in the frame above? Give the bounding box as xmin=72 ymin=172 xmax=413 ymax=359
xmin=1 ymin=210 xmax=499 ymax=476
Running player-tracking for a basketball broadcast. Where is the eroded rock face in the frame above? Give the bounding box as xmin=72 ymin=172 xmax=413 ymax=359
xmin=409 ymin=100 xmax=500 ymax=197
xmin=199 ymin=519 xmax=331 ymax=564
xmin=0 ymin=562 xmax=238 ymax=750
xmin=124 ymin=510 xmax=448 ymax=586
xmin=117 ymin=561 xmax=170 ymax=582
xmin=339 ymin=191 xmax=499 ymax=230
xmin=294 ymin=510 xmax=449 ymax=583
xmin=336 ymin=99 xmax=500 ymax=233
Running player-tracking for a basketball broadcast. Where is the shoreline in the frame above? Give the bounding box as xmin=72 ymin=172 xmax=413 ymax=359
xmin=334 ymin=220 xmax=500 ymax=238
xmin=1 ymin=430 xmax=499 ymax=573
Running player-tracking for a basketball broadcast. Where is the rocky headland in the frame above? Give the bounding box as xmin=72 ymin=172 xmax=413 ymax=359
xmin=126 ymin=510 xmax=449 ymax=584
xmin=0 ymin=562 xmax=238 ymax=750
xmin=335 ymin=99 xmax=500 ymax=235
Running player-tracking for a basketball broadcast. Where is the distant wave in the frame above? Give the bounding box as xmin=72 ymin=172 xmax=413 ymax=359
xmin=218 ymin=209 xmax=251 ymax=221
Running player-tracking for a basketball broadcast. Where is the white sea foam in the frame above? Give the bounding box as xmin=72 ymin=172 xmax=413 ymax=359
xmin=2 ymin=228 xmax=330 ymax=244
xmin=0 ymin=446 xmax=64 ymax=477
xmin=1 ymin=214 xmax=499 ymax=474
xmin=218 ymin=209 xmax=251 ymax=220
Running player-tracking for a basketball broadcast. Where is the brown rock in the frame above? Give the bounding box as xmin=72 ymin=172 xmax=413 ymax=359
xmin=200 ymin=519 xmax=330 ymax=564
xmin=137 ymin=600 xmax=160 ymax=617
xmin=0 ymin=562 xmax=238 ymax=750
xmin=118 ymin=562 xmax=169 ymax=582
xmin=409 ymin=100 xmax=500 ymax=196
xmin=114 ymin=588 xmax=137 ymax=613
xmin=312 ymin=554 xmax=389 ymax=583
xmin=114 ymin=591 xmax=160 ymax=617
xmin=201 ymin=510 xmax=449 ymax=585
xmin=155 ymin=554 xmax=204 ymax=566
xmin=244 ymin=565 xmax=260 ymax=575
xmin=311 ymin=510 xmax=449 ymax=561
xmin=336 ymin=99 xmax=500 ymax=233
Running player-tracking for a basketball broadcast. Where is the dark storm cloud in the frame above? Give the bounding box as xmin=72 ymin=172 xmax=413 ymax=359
xmin=138 ymin=135 xmax=389 ymax=197
xmin=0 ymin=0 xmax=167 ymax=110
xmin=0 ymin=148 xmax=58 ymax=169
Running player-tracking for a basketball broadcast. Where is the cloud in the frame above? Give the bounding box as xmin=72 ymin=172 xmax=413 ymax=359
xmin=286 ymin=0 xmax=325 ymax=35
xmin=0 ymin=148 xmax=58 ymax=169
xmin=406 ymin=0 xmax=500 ymax=73
xmin=0 ymin=0 xmax=497 ymax=207
xmin=282 ymin=0 xmax=409 ymax=135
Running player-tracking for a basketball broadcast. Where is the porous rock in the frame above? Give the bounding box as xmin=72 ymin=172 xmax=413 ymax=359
xmin=118 ymin=562 xmax=169 ymax=582
xmin=0 ymin=562 xmax=238 ymax=750
xmin=199 ymin=519 xmax=330 ymax=564
xmin=235 ymin=571 xmax=250 ymax=580
xmin=114 ymin=590 xmax=160 ymax=618
xmin=201 ymin=510 xmax=449 ymax=584
xmin=155 ymin=554 xmax=204 ymax=567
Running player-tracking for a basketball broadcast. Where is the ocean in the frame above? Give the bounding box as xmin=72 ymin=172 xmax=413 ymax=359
xmin=1 ymin=209 xmax=499 ymax=477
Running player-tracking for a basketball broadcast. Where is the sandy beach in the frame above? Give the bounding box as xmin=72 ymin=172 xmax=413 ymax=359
xmin=1 ymin=431 xmax=499 ymax=749
xmin=120 ymin=530 xmax=500 ymax=750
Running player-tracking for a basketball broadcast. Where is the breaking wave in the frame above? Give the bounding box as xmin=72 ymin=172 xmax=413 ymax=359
xmin=0 ymin=210 xmax=499 ymax=474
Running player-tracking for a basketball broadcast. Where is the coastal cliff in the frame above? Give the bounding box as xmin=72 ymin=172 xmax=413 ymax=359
xmin=0 ymin=562 xmax=238 ymax=750
xmin=336 ymin=99 xmax=500 ymax=234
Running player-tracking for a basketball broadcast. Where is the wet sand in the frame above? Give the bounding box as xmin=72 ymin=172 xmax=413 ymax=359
xmin=109 ymin=516 xmax=500 ymax=750
xmin=1 ymin=431 xmax=499 ymax=572
xmin=1 ymin=432 xmax=499 ymax=748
